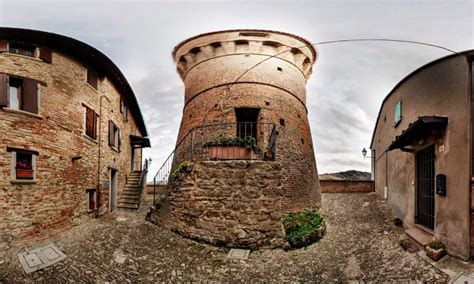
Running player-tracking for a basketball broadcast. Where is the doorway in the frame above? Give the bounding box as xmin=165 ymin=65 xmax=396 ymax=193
xmin=109 ymin=168 xmax=118 ymax=212
xmin=235 ymin=108 xmax=259 ymax=140
xmin=415 ymin=145 xmax=435 ymax=230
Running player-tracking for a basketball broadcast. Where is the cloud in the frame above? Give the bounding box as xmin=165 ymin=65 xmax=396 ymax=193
xmin=1 ymin=0 xmax=472 ymax=179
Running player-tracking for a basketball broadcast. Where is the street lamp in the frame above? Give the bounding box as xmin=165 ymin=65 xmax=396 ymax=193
xmin=362 ymin=148 xmax=371 ymax=159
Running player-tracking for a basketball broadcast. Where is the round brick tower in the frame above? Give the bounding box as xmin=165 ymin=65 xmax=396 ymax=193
xmin=159 ymin=30 xmax=321 ymax=247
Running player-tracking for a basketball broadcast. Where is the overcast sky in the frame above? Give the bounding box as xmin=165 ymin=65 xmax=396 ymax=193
xmin=1 ymin=0 xmax=473 ymax=178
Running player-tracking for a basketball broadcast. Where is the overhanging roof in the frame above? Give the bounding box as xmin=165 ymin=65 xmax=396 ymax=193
xmin=130 ymin=135 xmax=151 ymax=148
xmin=388 ymin=116 xmax=448 ymax=151
xmin=0 ymin=27 xmax=148 ymax=137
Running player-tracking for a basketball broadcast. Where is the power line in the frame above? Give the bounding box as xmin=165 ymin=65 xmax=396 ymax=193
xmin=228 ymin=38 xmax=458 ymax=90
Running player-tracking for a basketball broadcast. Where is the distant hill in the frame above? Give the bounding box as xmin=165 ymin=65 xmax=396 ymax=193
xmin=319 ymin=170 xmax=371 ymax=181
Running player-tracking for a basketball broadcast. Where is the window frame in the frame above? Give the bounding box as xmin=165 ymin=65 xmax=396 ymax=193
xmin=108 ymin=121 xmax=121 ymax=150
xmin=86 ymin=67 xmax=98 ymax=90
xmin=86 ymin=189 xmax=97 ymax=212
xmin=8 ymin=43 xmax=36 ymax=58
xmin=394 ymin=99 xmax=402 ymax=126
xmin=10 ymin=150 xmax=37 ymax=183
xmin=6 ymin=75 xmax=40 ymax=115
xmin=120 ymin=98 xmax=128 ymax=120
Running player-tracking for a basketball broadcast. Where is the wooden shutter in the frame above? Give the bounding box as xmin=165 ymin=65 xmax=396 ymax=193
xmin=93 ymin=113 xmax=98 ymax=139
xmin=39 ymin=48 xmax=52 ymax=63
xmin=85 ymin=107 xmax=95 ymax=138
xmin=23 ymin=79 xmax=38 ymax=114
xmin=0 ymin=41 xmax=7 ymax=52
xmin=108 ymin=121 xmax=114 ymax=146
xmin=87 ymin=68 xmax=98 ymax=89
xmin=118 ymin=129 xmax=121 ymax=150
xmin=0 ymin=74 xmax=7 ymax=107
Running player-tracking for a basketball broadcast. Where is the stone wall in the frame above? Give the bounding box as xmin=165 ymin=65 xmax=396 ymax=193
xmin=149 ymin=160 xmax=289 ymax=248
xmin=320 ymin=180 xmax=374 ymax=193
xmin=0 ymin=42 xmax=145 ymax=251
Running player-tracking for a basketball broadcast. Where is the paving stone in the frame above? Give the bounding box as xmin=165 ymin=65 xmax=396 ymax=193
xmin=0 ymin=194 xmax=450 ymax=282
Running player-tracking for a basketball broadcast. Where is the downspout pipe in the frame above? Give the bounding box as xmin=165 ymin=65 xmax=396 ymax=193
xmin=96 ymin=95 xmax=105 ymax=218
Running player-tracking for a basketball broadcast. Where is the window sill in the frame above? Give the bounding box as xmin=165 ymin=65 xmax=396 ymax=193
xmin=11 ymin=179 xmax=37 ymax=184
xmin=393 ymin=119 xmax=402 ymax=128
xmin=110 ymin=146 xmax=121 ymax=153
xmin=2 ymin=108 xmax=43 ymax=119
xmin=83 ymin=134 xmax=99 ymax=144
xmin=86 ymin=82 xmax=99 ymax=92
xmin=3 ymin=52 xmax=43 ymax=62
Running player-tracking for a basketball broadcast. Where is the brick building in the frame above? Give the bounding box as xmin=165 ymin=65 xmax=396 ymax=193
xmin=0 ymin=28 xmax=150 ymax=250
xmin=149 ymin=30 xmax=321 ymax=248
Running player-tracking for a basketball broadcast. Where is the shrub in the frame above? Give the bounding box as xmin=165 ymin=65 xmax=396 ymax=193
xmin=427 ymin=240 xmax=445 ymax=250
xmin=170 ymin=161 xmax=191 ymax=181
xmin=282 ymin=210 xmax=325 ymax=248
xmin=202 ymin=135 xmax=259 ymax=152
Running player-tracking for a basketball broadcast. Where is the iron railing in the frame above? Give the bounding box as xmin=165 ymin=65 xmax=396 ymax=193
xmin=152 ymin=122 xmax=277 ymax=207
xmin=138 ymin=158 xmax=149 ymax=203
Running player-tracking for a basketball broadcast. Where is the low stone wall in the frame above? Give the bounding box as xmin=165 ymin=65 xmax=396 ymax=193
xmin=149 ymin=160 xmax=288 ymax=248
xmin=320 ymin=180 xmax=374 ymax=193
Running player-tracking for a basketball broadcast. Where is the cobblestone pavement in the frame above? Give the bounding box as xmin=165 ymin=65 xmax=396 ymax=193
xmin=0 ymin=192 xmax=449 ymax=282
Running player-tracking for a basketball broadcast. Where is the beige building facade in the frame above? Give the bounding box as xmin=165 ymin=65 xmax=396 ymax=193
xmin=0 ymin=28 xmax=149 ymax=250
xmin=370 ymin=51 xmax=474 ymax=260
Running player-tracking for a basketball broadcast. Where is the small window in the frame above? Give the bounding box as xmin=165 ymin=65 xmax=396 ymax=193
xmin=6 ymin=76 xmax=39 ymax=114
xmin=120 ymin=98 xmax=128 ymax=120
xmin=86 ymin=189 xmax=97 ymax=211
xmin=279 ymin=119 xmax=285 ymax=126
xmin=394 ymin=100 xmax=402 ymax=125
xmin=108 ymin=121 xmax=121 ymax=150
xmin=9 ymin=43 xmax=35 ymax=57
xmin=277 ymin=67 xmax=283 ymax=72
xmin=9 ymin=150 xmax=37 ymax=181
xmin=84 ymin=105 xmax=98 ymax=139
xmin=87 ymin=67 xmax=98 ymax=89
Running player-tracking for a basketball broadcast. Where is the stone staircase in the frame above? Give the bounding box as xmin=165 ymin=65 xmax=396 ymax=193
xmin=117 ymin=171 xmax=143 ymax=210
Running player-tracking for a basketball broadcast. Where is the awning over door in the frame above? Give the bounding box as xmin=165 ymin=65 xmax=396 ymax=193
xmin=130 ymin=135 xmax=151 ymax=148
xmin=388 ymin=116 xmax=448 ymax=152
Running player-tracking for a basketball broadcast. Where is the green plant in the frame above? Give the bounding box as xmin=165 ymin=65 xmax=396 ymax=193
xmin=282 ymin=210 xmax=325 ymax=248
xmin=202 ymin=135 xmax=259 ymax=152
xmin=171 ymin=161 xmax=191 ymax=181
xmin=427 ymin=240 xmax=445 ymax=250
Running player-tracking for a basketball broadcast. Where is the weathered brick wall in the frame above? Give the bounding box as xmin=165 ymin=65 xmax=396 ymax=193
xmin=0 ymin=48 xmax=143 ymax=250
xmin=170 ymin=30 xmax=321 ymax=218
xmin=320 ymin=180 xmax=374 ymax=193
xmin=149 ymin=160 xmax=287 ymax=248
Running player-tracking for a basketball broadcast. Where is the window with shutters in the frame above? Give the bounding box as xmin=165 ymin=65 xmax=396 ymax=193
xmin=87 ymin=67 xmax=98 ymax=90
xmin=120 ymin=98 xmax=127 ymax=120
xmin=1 ymin=75 xmax=39 ymax=114
xmin=108 ymin=121 xmax=121 ymax=150
xmin=84 ymin=105 xmax=98 ymax=139
xmin=9 ymin=43 xmax=35 ymax=57
xmin=394 ymin=99 xmax=402 ymax=126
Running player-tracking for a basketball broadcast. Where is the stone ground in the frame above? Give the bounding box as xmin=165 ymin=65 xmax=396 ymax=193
xmin=0 ymin=192 xmax=449 ymax=282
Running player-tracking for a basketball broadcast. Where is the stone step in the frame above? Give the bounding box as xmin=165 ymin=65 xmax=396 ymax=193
xmin=120 ymin=193 xmax=140 ymax=199
xmin=117 ymin=202 xmax=139 ymax=210
xmin=406 ymin=227 xmax=433 ymax=249
xmin=118 ymin=197 xmax=140 ymax=204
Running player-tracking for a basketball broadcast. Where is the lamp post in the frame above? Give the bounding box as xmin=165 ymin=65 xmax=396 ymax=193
xmin=362 ymin=148 xmax=372 ymax=159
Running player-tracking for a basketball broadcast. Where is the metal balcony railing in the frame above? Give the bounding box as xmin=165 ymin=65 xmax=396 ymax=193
xmin=151 ymin=122 xmax=277 ymax=206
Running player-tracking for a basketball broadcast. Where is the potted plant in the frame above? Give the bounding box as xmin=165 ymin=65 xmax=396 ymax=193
xmin=203 ymin=136 xmax=259 ymax=160
xmin=426 ymin=240 xmax=446 ymax=261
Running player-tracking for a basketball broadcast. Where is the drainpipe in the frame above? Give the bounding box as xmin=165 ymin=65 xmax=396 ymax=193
xmin=96 ymin=95 xmax=105 ymax=218
xmin=384 ymin=150 xmax=388 ymax=201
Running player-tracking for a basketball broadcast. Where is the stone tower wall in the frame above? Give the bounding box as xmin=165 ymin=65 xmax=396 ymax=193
xmin=172 ymin=30 xmax=321 ymax=212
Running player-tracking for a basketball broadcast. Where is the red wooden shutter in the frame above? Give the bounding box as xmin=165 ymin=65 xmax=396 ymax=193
xmin=39 ymin=48 xmax=52 ymax=63
xmin=93 ymin=113 xmax=98 ymax=139
xmin=108 ymin=121 xmax=114 ymax=146
xmin=22 ymin=79 xmax=38 ymax=114
xmin=0 ymin=74 xmax=8 ymax=107
xmin=0 ymin=41 xmax=7 ymax=52
xmin=85 ymin=107 xmax=94 ymax=138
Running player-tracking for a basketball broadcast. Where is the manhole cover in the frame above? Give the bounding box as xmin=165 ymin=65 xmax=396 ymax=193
xmin=18 ymin=244 xmax=66 ymax=273
xmin=227 ymin=249 xmax=250 ymax=260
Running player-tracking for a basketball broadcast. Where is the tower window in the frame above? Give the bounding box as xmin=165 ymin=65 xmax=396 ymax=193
xmin=279 ymin=119 xmax=285 ymax=126
xmin=9 ymin=43 xmax=35 ymax=57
